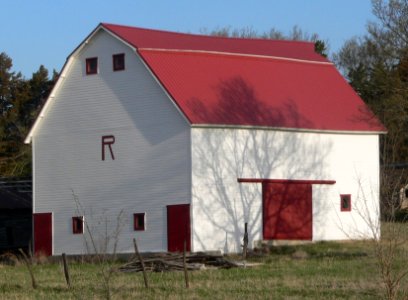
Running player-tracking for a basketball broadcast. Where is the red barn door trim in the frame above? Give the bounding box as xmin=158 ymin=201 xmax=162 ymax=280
xmin=33 ymin=212 xmax=53 ymax=256
xmin=238 ymin=178 xmax=336 ymax=185
xmin=167 ymin=204 xmax=191 ymax=252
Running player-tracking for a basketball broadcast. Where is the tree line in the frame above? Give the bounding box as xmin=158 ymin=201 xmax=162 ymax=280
xmin=0 ymin=52 xmax=57 ymax=177
xmin=335 ymin=0 xmax=408 ymax=164
xmin=1 ymin=0 xmax=407 ymax=216
xmin=334 ymin=0 xmax=408 ymax=217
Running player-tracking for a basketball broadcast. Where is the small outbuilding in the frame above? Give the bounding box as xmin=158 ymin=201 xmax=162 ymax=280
xmin=25 ymin=23 xmax=386 ymax=256
xmin=0 ymin=178 xmax=32 ymax=252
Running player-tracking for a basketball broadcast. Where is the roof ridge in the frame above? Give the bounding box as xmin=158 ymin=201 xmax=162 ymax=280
xmin=138 ymin=48 xmax=333 ymax=65
xmin=101 ymin=22 xmax=317 ymax=46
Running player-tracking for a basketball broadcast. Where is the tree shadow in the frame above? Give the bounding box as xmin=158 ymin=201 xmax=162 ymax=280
xmin=189 ymin=76 xmax=333 ymax=252
xmin=187 ymin=76 xmax=314 ymax=129
xmin=263 ymin=183 xmax=312 ymax=240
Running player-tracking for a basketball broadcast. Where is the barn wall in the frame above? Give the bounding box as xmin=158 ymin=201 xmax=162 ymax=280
xmin=32 ymin=29 xmax=191 ymax=255
xmin=191 ymin=127 xmax=380 ymax=253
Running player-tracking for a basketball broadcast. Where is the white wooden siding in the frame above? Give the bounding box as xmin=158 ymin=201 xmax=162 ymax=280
xmin=32 ymin=29 xmax=191 ymax=255
xmin=191 ymin=128 xmax=380 ymax=253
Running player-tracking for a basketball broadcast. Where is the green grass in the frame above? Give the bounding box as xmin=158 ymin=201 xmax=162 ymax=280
xmin=2 ymin=228 xmax=408 ymax=299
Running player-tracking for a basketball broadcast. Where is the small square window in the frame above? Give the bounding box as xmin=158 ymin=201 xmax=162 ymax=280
xmin=113 ymin=53 xmax=125 ymax=71
xmin=340 ymin=194 xmax=351 ymax=212
xmin=72 ymin=216 xmax=84 ymax=234
xmin=134 ymin=213 xmax=145 ymax=231
xmin=86 ymin=57 xmax=98 ymax=75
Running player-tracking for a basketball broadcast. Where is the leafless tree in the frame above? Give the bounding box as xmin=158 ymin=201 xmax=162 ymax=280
xmin=72 ymin=190 xmax=127 ymax=299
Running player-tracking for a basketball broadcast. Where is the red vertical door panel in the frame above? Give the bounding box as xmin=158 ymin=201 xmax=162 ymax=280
xmin=263 ymin=183 xmax=312 ymax=240
xmin=167 ymin=204 xmax=191 ymax=252
xmin=33 ymin=212 xmax=52 ymax=256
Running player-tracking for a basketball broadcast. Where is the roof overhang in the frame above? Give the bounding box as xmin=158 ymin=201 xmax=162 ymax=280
xmin=191 ymin=124 xmax=387 ymax=135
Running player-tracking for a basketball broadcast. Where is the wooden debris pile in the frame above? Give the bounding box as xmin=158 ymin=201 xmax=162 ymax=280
xmin=118 ymin=252 xmax=240 ymax=273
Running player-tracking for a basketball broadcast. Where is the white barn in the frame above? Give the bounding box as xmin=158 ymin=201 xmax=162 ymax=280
xmin=25 ymin=23 xmax=386 ymax=256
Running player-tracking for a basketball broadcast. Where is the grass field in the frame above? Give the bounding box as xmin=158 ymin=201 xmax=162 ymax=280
xmin=1 ymin=225 xmax=408 ymax=299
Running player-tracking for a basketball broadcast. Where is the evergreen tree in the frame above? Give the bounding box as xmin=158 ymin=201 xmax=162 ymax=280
xmin=0 ymin=54 xmax=56 ymax=177
xmin=0 ymin=52 xmax=14 ymax=115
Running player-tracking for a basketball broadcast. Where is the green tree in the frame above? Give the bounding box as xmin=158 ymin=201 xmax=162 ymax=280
xmin=314 ymin=40 xmax=328 ymax=57
xmin=0 ymin=52 xmax=14 ymax=114
xmin=0 ymin=54 xmax=56 ymax=177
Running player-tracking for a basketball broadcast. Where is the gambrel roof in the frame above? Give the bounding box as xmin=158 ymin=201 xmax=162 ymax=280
xmin=25 ymin=23 xmax=386 ymax=143
xmin=140 ymin=49 xmax=382 ymax=131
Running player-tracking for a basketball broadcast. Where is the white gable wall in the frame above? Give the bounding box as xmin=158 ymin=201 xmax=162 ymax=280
xmin=191 ymin=127 xmax=380 ymax=253
xmin=32 ymin=29 xmax=191 ymax=255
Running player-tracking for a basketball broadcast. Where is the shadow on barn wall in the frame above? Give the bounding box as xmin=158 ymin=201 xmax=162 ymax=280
xmin=188 ymin=77 xmax=333 ymax=252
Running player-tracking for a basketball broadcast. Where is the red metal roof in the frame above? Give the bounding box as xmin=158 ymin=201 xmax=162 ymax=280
xmin=139 ymin=49 xmax=386 ymax=132
xmin=101 ymin=23 xmax=386 ymax=133
xmin=102 ymin=23 xmax=328 ymax=63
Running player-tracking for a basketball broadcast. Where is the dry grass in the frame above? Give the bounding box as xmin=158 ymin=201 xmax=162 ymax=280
xmin=1 ymin=225 xmax=408 ymax=299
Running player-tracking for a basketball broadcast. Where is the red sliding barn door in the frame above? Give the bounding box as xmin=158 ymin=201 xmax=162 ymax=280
xmin=33 ymin=212 xmax=52 ymax=256
xmin=263 ymin=183 xmax=312 ymax=240
xmin=167 ymin=204 xmax=191 ymax=252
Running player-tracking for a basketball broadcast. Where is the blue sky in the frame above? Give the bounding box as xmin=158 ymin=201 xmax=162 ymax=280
xmin=1 ymin=0 xmax=375 ymax=78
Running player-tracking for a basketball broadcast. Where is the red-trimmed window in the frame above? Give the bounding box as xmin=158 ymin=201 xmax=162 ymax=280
xmin=72 ymin=216 xmax=84 ymax=234
xmin=86 ymin=57 xmax=98 ymax=75
xmin=133 ymin=213 xmax=145 ymax=231
xmin=113 ymin=53 xmax=125 ymax=71
xmin=340 ymin=194 xmax=351 ymax=212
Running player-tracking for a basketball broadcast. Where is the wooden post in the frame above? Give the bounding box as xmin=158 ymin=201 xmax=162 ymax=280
xmin=133 ymin=238 xmax=149 ymax=288
xmin=183 ymin=239 xmax=190 ymax=288
xmin=18 ymin=248 xmax=37 ymax=289
xmin=28 ymin=239 xmax=33 ymax=259
xmin=243 ymin=222 xmax=248 ymax=260
xmin=62 ymin=253 xmax=71 ymax=288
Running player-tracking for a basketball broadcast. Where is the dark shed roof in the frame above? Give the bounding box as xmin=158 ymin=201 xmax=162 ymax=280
xmin=0 ymin=178 xmax=32 ymax=209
